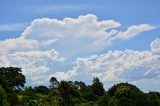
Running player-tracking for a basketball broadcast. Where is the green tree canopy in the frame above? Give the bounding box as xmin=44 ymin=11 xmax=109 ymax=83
xmin=106 ymin=83 xmax=147 ymax=106
xmin=0 ymin=85 xmax=9 ymax=106
xmin=91 ymin=77 xmax=105 ymax=96
xmin=34 ymin=85 xmax=49 ymax=94
xmin=0 ymin=67 xmax=25 ymax=90
xmin=58 ymin=81 xmax=80 ymax=106
xmin=74 ymin=81 xmax=87 ymax=93
xmin=146 ymin=91 xmax=160 ymax=106
xmin=0 ymin=75 xmax=11 ymax=92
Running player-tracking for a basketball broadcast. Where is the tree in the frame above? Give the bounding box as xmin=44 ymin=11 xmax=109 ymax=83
xmin=58 ymin=81 xmax=71 ymax=105
xmin=50 ymin=76 xmax=59 ymax=89
xmin=81 ymin=92 xmax=99 ymax=102
xmin=98 ymin=93 xmax=111 ymax=106
xmin=146 ymin=91 xmax=160 ymax=106
xmin=106 ymin=83 xmax=147 ymax=106
xmin=0 ymin=85 xmax=9 ymax=106
xmin=0 ymin=67 xmax=21 ymax=106
xmin=0 ymin=75 xmax=11 ymax=92
xmin=48 ymin=89 xmax=60 ymax=105
xmin=91 ymin=77 xmax=105 ymax=96
xmin=7 ymin=93 xmax=18 ymax=106
xmin=0 ymin=67 xmax=25 ymax=90
xmin=34 ymin=85 xmax=49 ymax=94
xmin=74 ymin=81 xmax=87 ymax=93
xmin=21 ymin=86 xmax=37 ymax=105
xmin=58 ymin=81 xmax=80 ymax=106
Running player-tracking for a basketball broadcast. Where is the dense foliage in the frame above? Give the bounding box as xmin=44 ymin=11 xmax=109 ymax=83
xmin=0 ymin=67 xmax=25 ymax=90
xmin=0 ymin=67 xmax=160 ymax=106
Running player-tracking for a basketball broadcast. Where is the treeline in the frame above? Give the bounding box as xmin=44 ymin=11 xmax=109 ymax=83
xmin=0 ymin=67 xmax=160 ymax=106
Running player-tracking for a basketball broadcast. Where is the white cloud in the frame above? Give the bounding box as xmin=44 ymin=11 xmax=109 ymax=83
xmin=0 ymin=14 xmax=156 ymax=85
xmin=150 ymin=38 xmax=160 ymax=54
xmin=21 ymin=14 xmax=122 ymax=52
xmin=31 ymin=75 xmax=47 ymax=81
xmin=68 ymin=48 xmax=160 ymax=83
xmin=20 ymin=14 xmax=155 ymax=54
xmin=9 ymin=49 xmax=65 ymax=62
xmin=49 ymin=70 xmax=77 ymax=81
xmin=0 ymin=23 xmax=28 ymax=32
xmin=30 ymin=75 xmax=48 ymax=84
xmin=0 ymin=37 xmax=38 ymax=54
xmin=0 ymin=38 xmax=63 ymax=84
xmin=0 ymin=37 xmax=39 ymax=66
xmin=114 ymin=24 xmax=155 ymax=40
xmin=42 ymin=39 xmax=58 ymax=46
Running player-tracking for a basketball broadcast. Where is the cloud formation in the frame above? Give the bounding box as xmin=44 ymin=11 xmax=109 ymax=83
xmin=151 ymin=38 xmax=160 ymax=54
xmin=114 ymin=24 xmax=155 ymax=40
xmin=49 ymin=70 xmax=77 ymax=81
xmin=21 ymin=14 xmax=155 ymax=51
xmin=0 ymin=14 xmax=157 ymax=85
xmin=69 ymin=49 xmax=160 ymax=82
xmin=58 ymin=38 xmax=160 ymax=90
xmin=0 ymin=23 xmax=28 ymax=32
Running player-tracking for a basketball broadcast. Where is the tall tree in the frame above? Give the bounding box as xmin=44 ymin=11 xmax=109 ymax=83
xmin=0 ymin=67 xmax=25 ymax=90
xmin=91 ymin=77 xmax=105 ymax=96
xmin=58 ymin=81 xmax=71 ymax=106
xmin=74 ymin=81 xmax=87 ymax=93
xmin=58 ymin=81 xmax=80 ymax=106
xmin=50 ymin=76 xmax=59 ymax=88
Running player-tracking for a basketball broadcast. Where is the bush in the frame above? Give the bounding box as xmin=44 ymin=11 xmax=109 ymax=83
xmin=81 ymin=92 xmax=99 ymax=102
xmin=105 ymin=83 xmax=147 ymax=106
xmin=0 ymin=85 xmax=9 ymax=106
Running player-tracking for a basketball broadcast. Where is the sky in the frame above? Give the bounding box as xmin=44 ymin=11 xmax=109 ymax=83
xmin=0 ymin=0 xmax=160 ymax=92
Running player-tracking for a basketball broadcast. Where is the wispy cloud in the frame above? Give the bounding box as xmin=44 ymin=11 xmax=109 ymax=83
xmin=22 ymin=5 xmax=101 ymax=14
xmin=0 ymin=23 xmax=28 ymax=32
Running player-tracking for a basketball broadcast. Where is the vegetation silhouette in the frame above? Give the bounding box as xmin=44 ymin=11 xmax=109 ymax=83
xmin=0 ymin=67 xmax=160 ymax=106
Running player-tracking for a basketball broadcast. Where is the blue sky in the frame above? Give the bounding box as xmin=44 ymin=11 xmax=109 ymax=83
xmin=0 ymin=0 xmax=160 ymax=92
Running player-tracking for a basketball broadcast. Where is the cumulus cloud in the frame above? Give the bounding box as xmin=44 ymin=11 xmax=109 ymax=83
xmin=0 ymin=38 xmax=63 ymax=84
xmin=66 ymin=42 xmax=160 ymax=83
xmin=150 ymin=38 xmax=160 ymax=54
xmin=21 ymin=14 xmax=155 ymax=52
xmin=21 ymin=14 xmax=122 ymax=53
xmin=0 ymin=14 xmax=156 ymax=84
xmin=9 ymin=49 xmax=65 ymax=62
xmin=0 ymin=37 xmax=38 ymax=54
xmin=0 ymin=37 xmax=39 ymax=66
xmin=49 ymin=70 xmax=77 ymax=81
